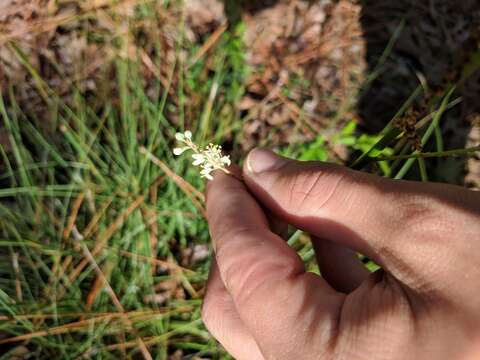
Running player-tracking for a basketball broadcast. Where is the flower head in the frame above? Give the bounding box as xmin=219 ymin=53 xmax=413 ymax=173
xmin=173 ymin=131 xmax=231 ymax=180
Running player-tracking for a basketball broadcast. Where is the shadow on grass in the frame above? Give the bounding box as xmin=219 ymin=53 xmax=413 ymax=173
xmin=357 ymin=0 xmax=480 ymax=184
xmin=221 ymin=0 xmax=479 ymax=185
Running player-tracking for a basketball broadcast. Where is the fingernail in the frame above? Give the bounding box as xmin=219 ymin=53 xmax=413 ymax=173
xmin=246 ymin=148 xmax=288 ymax=174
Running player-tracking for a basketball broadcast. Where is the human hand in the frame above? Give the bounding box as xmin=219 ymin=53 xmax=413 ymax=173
xmin=202 ymin=149 xmax=480 ymax=360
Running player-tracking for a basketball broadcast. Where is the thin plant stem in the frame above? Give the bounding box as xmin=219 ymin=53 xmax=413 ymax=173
xmin=370 ymin=145 xmax=480 ymax=162
xmin=394 ymin=86 xmax=456 ymax=180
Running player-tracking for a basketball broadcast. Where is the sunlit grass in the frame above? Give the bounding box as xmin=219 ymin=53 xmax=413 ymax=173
xmin=0 ymin=2 xmax=246 ymax=357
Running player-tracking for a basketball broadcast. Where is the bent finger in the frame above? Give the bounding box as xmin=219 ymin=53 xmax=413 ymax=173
xmin=202 ymin=260 xmax=264 ymax=360
xmin=312 ymin=236 xmax=370 ymax=293
xmin=206 ymin=170 xmax=344 ymax=357
xmin=242 ymin=149 xmax=480 ymax=291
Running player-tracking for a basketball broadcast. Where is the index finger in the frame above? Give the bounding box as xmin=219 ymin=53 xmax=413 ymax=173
xmin=206 ymin=170 xmax=344 ymax=357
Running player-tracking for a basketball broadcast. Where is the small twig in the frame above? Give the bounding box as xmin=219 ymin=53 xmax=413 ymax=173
xmin=68 ymin=194 xmax=146 ymax=285
xmin=63 ymin=194 xmax=85 ymax=239
xmin=188 ymin=23 xmax=228 ymax=67
xmin=141 ymin=147 xmax=204 ymax=201
xmin=0 ymin=309 xmax=192 ymax=343
xmin=140 ymin=146 xmax=207 ymax=218
xmin=12 ymin=252 xmax=22 ymax=302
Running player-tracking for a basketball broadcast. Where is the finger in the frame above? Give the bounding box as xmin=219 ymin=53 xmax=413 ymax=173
xmin=242 ymin=149 xmax=480 ymax=291
xmin=202 ymin=260 xmax=264 ymax=360
xmin=218 ymin=164 xmax=289 ymax=239
xmin=228 ymin=165 xmax=289 ymax=240
xmin=265 ymin=208 xmax=289 ymax=240
xmin=311 ymin=236 xmax=370 ymax=293
xmin=206 ymin=170 xmax=344 ymax=358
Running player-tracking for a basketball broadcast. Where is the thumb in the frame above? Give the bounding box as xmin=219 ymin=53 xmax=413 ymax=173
xmin=242 ymin=148 xmax=477 ymax=287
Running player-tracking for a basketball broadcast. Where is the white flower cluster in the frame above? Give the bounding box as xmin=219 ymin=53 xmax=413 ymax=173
xmin=173 ymin=130 xmax=231 ymax=180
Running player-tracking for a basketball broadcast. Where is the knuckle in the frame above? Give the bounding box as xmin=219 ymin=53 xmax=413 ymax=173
xmin=393 ymin=196 xmax=450 ymax=239
xmin=215 ymin=226 xmax=257 ymax=256
xmin=228 ymin=255 xmax=301 ymax=306
xmin=283 ymin=164 xmax=351 ymax=216
xmin=231 ymin=260 xmax=282 ymax=302
xmin=379 ymin=196 xmax=464 ymax=292
xmin=216 ymin=233 xmax=302 ymax=304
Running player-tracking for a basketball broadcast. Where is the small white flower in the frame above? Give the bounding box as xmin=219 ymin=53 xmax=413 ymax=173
xmin=173 ymin=147 xmax=189 ymax=156
xmin=221 ymin=156 xmax=231 ymax=167
xmin=175 ymin=132 xmax=185 ymax=142
xmin=200 ymin=166 xmax=214 ymax=180
xmin=172 ymin=129 xmax=231 ymax=180
xmin=192 ymin=153 xmax=205 ymax=166
xmin=176 ymin=130 xmax=193 ymax=143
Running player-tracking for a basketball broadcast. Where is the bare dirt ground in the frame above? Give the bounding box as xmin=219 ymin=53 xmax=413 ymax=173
xmin=1 ymin=0 xmax=479 ymax=187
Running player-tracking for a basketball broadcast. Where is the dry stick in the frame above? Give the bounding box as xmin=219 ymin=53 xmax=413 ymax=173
xmin=101 ymin=319 xmax=201 ymax=353
xmin=97 ymin=207 xmax=194 ymax=274
xmin=44 ymin=194 xmax=87 ymax=295
xmin=140 ymin=147 xmax=206 ymax=218
xmin=12 ymin=252 xmax=22 ymax=302
xmin=110 ymin=246 xmax=195 ymax=275
xmin=63 ymin=193 xmax=86 ymax=239
xmin=80 ymin=312 xmax=196 ymax=358
xmin=0 ymin=310 xmax=158 ymax=321
xmin=85 ymin=176 xmax=165 ymax=307
xmin=103 ymin=336 xmax=158 ymax=352
xmin=0 ymin=308 xmax=192 ymax=343
xmin=78 ymin=239 xmax=153 ymax=360
xmin=140 ymin=51 xmax=175 ymax=97
xmin=58 ymin=195 xmax=115 ymax=282
xmin=54 ymin=196 xmax=114 ymax=298
xmin=85 ymin=262 xmax=113 ymax=311
xmin=35 ymin=204 xmax=77 ymax=300
xmin=77 ymin=235 xmax=127 ymax=358
xmin=188 ymin=23 xmax=228 ymax=67
xmin=0 ymin=315 xmax=117 ymax=344
xmin=140 ymin=147 xmax=204 ymax=201
xmin=68 ymin=194 xmax=146 ymax=284
xmin=83 ymin=194 xmax=116 ymax=238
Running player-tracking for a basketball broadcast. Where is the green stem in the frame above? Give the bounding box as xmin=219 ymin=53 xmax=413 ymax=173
xmin=418 ymin=158 xmax=429 ymax=182
xmin=394 ymin=86 xmax=456 ymax=180
xmin=371 ymin=145 xmax=479 ymax=162
xmin=350 ymin=85 xmax=423 ymax=170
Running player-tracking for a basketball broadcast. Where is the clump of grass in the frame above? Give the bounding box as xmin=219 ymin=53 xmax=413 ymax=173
xmin=0 ymin=4 xmax=247 ymax=357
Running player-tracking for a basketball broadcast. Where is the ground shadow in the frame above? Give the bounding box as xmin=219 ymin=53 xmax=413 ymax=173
xmin=222 ymin=0 xmax=280 ymax=27
xmin=224 ymin=0 xmax=480 ymax=185
xmin=358 ymin=0 xmax=480 ymax=184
